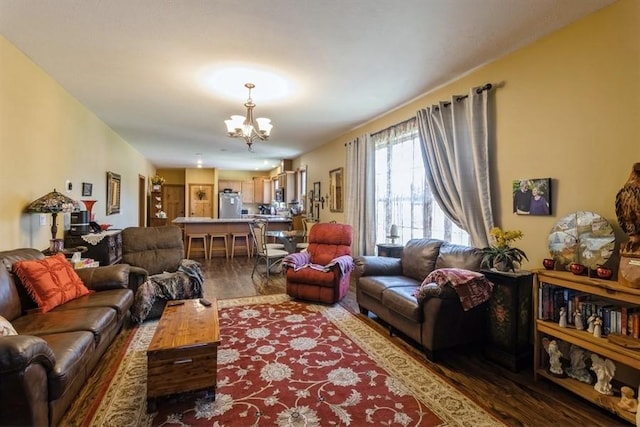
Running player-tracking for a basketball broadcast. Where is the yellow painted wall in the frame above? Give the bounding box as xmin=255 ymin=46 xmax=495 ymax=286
xmin=298 ymin=0 xmax=640 ymax=268
xmin=0 ymin=36 xmax=155 ymax=250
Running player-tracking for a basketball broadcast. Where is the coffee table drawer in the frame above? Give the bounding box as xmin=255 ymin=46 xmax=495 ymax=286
xmin=147 ymin=348 xmax=218 ymax=398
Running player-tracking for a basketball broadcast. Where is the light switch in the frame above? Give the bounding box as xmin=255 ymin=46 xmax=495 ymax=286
xmin=39 ymin=214 xmax=47 ymax=226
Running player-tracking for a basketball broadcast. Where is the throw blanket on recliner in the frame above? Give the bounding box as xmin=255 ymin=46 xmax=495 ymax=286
xmin=130 ymin=259 xmax=203 ymax=323
xmin=282 ymin=252 xmax=355 ymax=276
xmin=414 ymin=268 xmax=494 ymax=311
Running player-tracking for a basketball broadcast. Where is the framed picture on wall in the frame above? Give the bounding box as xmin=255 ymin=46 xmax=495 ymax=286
xmin=313 ymin=182 xmax=321 ymax=202
xmin=82 ymin=182 xmax=93 ymax=197
xmin=513 ymin=178 xmax=552 ymax=216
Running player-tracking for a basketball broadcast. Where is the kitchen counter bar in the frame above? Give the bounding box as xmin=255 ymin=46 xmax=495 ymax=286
xmin=172 ymin=216 xmax=292 ymax=236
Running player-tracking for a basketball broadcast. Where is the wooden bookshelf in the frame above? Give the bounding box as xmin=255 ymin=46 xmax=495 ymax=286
xmin=533 ymin=270 xmax=640 ymax=425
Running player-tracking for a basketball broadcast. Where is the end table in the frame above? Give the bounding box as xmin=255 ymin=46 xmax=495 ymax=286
xmin=481 ymin=269 xmax=533 ymax=372
xmin=376 ymin=243 xmax=404 ymax=258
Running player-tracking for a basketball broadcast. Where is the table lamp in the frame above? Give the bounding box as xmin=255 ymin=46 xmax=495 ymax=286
xmin=26 ymin=189 xmax=80 ymax=250
xmin=388 ymin=224 xmax=400 ymax=244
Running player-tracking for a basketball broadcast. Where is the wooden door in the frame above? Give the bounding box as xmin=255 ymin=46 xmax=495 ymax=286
xmin=163 ymin=184 xmax=185 ymax=223
xmin=188 ymin=184 xmax=214 ymax=217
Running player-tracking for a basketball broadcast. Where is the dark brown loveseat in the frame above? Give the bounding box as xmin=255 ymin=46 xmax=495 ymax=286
xmin=356 ymin=239 xmax=491 ymax=360
xmin=0 ymin=248 xmax=133 ymax=426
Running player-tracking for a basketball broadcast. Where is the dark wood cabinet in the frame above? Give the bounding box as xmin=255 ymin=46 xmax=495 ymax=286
xmin=376 ymin=243 xmax=404 ymax=258
xmin=64 ymin=230 xmax=122 ymax=266
xmin=482 ymin=269 xmax=533 ymax=372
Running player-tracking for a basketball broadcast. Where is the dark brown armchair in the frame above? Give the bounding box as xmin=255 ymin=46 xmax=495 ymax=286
xmin=283 ymin=223 xmax=354 ymax=304
xmin=121 ymin=226 xmax=203 ymax=322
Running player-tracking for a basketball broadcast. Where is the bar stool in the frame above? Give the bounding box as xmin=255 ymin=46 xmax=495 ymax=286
xmin=186 ymin=233 xmax=208 ymax=259
xmin=209 ymin=233 xmax=229 ymax=260
xmin=231 ymin=232 xmax=252 ymax=259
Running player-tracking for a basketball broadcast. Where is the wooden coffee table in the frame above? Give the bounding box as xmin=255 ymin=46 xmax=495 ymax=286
xmin=146 ymin=298 xmax=220 ymax=412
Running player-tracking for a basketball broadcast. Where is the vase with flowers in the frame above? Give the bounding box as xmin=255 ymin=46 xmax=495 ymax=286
xmin=150 ymin=174 xmax=165 ymax=191
xmin=481 ymin=227 xmax=528 ymax=272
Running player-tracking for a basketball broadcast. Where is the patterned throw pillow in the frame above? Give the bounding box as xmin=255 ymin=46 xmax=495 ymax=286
xmin=0 ymin=315 xmax=17 ymax=336
xmin=13 ymin=253 xmax=91 ymax=313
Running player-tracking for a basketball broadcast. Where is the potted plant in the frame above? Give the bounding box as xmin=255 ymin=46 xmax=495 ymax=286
xmin=150 ymin=174 xmax=165 ymax=191
xmin=481 ymin=227 xmax=528 ymax=272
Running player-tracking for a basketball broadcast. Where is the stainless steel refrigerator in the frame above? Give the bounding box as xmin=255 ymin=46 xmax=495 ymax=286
xmin=219 ymin=192 xmax=242 ymax=218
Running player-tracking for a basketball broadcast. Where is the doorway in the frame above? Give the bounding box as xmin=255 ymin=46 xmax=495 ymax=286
xmin=138 ymin=175 xmax=146 ymax=226
xmin=188 ymin=184 xmax=214 ymax=217
xmin=163 ymin=184 xmax=186 ymax=223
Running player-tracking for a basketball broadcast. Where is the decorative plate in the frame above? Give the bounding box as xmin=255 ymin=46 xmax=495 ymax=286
xmin=548 ymin=211 xmax=615 ymax=270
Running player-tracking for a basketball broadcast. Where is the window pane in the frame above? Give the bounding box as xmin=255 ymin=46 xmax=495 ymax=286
xmin=373 ymin=121 xmax=470 ymax=247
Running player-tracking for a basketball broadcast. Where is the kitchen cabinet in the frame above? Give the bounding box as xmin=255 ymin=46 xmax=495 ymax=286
xmin=218 ymin=180 xmax=241 ymax=193
xmin=533 ymin=270 xmax=640 ymax=425
xmin=253 ymin=178 xmax=272 ymax=204
xmin=241 ymin=181 xmax=254 ymax=203
xmin=278 ymin=171 xmax=297 ymax=203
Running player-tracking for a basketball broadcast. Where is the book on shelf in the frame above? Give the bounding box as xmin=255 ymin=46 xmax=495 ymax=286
xmin=538 ymin=281 xmax=640 ymax=338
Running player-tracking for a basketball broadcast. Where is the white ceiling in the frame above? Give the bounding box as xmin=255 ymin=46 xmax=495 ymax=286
xmin=0 ymin=0 xmax=615 ymax=171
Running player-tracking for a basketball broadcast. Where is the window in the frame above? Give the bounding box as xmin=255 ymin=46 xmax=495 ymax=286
xmin=373 ymin=119 xmax=469 ymax=246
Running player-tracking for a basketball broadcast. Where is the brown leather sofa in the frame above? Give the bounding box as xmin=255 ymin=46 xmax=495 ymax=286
xmin=0 ymin=248 xmax=133 ymax=426
xmin=356 ymin=239 xmax=488 ymax=361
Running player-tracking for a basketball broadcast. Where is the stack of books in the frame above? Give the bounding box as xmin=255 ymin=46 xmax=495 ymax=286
xmin=73 ymin=258 xmax=99 ymax=269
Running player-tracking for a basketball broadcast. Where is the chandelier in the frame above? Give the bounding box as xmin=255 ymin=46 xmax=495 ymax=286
xmin=224 ymin=83 xmax=273 ymax=151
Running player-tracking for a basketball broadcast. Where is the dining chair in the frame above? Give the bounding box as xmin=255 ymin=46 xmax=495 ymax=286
xmin=296 ymin=218 xmax=316 ymax=252
xmin=249 ymin=219 xmax=289 ymax=279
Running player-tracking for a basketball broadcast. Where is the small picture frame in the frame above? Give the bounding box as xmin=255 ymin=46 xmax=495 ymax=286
xmin=513 ymin=178 xmax=552 ymax=216
xmin=313 ymin=182 xmax=321 ymax=202
xmin=82 ymin=182 xmax=93 ymax=197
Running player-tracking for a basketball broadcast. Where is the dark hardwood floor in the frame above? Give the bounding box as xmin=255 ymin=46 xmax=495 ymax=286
xmin=199 ymin=255 xmax=628 ymax=426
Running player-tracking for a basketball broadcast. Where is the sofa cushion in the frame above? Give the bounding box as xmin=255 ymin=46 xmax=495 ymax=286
xmin=0 ymin=314 xmax=17 ymax=336
xmin=435 ymin=242 xmax=483 ymax=271
xmin=52 ymin=289 xmax=133 ymax=319
xmin=12 ymin=307 xmax=117 ymax=346
xmin=381 ymin=287 xmax=423 ymax=323
xmin=13 ymin=254 xmax=91 ymax=313
xmin=42 ymin=331 xmax=95 ymax=400
xmin=401 ymin=239 xmax=444 ymax=281
xmin=358 ymin=275 xmax=420 ymax=300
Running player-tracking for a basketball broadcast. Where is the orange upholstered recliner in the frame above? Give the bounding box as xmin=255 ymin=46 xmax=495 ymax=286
xmin=283 ymin=223 xmax=354 ymax=304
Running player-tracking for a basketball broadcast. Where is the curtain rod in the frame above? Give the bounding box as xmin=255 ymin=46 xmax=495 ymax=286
xmin=348 ymin=83 xmax=493 ymax=143
xmin=442 ymin=83 xmax=492 ymax=107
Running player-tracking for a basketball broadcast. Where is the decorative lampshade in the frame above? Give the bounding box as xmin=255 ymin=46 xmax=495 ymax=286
xmin=26 ymin=189 xmax=80 ymax=240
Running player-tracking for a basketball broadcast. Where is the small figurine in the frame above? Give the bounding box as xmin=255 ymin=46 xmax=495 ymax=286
xmin=559 ymin=307 xmax=567 ymax=328
xmin=565 ymin=344 xmax=592 ymax=384
xmin=587 ymin=314 xmax=596 ymax=333
xmin=543 ymin=337 xmax=565 ymax=377
xmin=574 ymin=310 xmax=583 ymax=330
xmin=591 ymin=354 xmax=615 ymax=395
xmin=618 ymin=386 xmax=638 ymax=413
xmin=593 ymin=317 xmax=603 ymax=338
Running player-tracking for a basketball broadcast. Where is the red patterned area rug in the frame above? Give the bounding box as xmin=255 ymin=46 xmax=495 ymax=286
xmin=67 ymin=294 xmax=502 ymax=426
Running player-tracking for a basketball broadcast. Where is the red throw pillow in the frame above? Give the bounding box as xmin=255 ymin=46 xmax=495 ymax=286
xmin=13 ymin=253 xmax=91 ymax=313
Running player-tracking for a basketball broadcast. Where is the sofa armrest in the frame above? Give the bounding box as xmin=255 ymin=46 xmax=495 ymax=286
xmin=0 ymin=335 xmax=55 ymax=373
xmin=126 ymin=266 xmax=150 ymax=294
xmin=355 ymin=256 xmax=402 ymax=277
xmin=75 ymin=264 xmax=130 ymax=291
xmin=0 ymin=335 xmax=55 ymax=426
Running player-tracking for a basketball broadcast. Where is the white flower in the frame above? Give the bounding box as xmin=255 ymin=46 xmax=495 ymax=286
xmin=247 ymin=327 xmax=270 ymax=339
xmin=239 ymin=309 xmax=260 ymax=318
xmin=284 ymin=314 xmax=305 ymax=323
xmin=260 ymin=362 xmax=293 ymax=381
xmin=276 ymin=406 xmax=320 ymax=427
xmin=385 ymin=376 xmax=409 ymax=396
xmin=217 ymin=348 xmax=240 ymax=364
xmin=289 ymin=337 xmax=318 ymax=351
xmin=257 ymin=345 xmax=275 ymax=354
xmin=327 ymin=367 xmax=360 ymax=387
